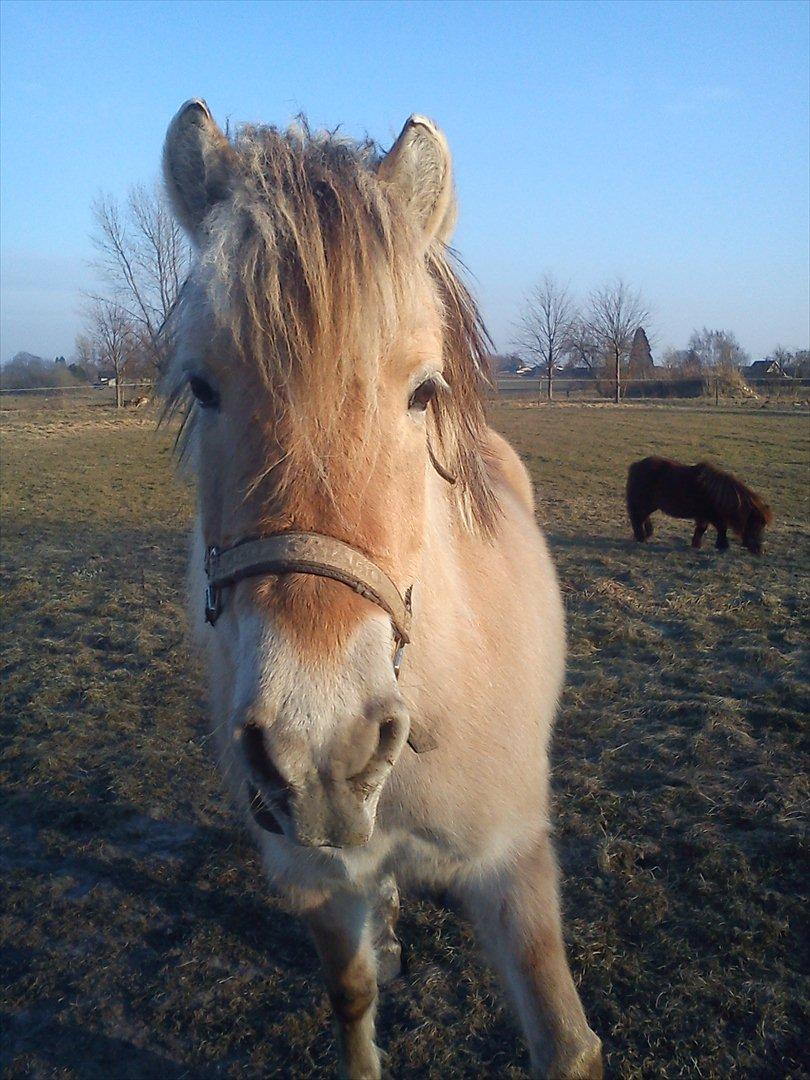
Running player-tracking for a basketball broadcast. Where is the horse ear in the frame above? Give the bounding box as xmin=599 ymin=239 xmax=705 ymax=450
xmin=163 ymin=99 xmax=235 ymax=242
xmin=378 ymin=115 xmax=457 ymax=247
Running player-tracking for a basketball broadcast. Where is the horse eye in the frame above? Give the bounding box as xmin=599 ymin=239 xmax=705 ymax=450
xmin=409 ymin=378 xmax=438 ymax=412
xmin=189 ymin=375 xmax=219 ymax=410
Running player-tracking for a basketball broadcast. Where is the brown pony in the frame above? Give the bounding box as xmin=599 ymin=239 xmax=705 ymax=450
xmin=626 ymin=456 xmax=772 ymax=553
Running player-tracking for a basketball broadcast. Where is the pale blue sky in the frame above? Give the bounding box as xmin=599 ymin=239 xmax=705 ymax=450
xmin=1 ymin=0 xmax=808 ymax=362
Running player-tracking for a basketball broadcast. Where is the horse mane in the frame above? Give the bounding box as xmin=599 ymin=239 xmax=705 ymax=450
xmin=694 ymin=462 xmax=773 ymax=527
xmin=162 ymin=119 xmax=498 ymax=534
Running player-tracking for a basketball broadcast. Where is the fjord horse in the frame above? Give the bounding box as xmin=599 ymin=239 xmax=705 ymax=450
xmin=162 ymin=100 xmax=601 ymax=1078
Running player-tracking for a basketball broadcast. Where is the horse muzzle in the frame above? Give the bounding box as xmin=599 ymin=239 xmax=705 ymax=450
xmin=246 ymin=776 xmax=389 ymax=849
xmin=240 ymin=697 xmax=411 ymax=849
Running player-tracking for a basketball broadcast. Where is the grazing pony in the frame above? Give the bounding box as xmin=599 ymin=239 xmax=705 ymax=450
xmin=161 ymin=100 xmax=601 ymax=1078
xmin=626 ymin=456 xmax=772 ymax=553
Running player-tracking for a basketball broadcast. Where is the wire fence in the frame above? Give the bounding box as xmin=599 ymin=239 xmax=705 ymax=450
xmin=0 ymin=382 xmax=156 ymax=409
xmin=2 ymin=376 xmax=808 ymax=409
xmin=495 ymin=375 xmax=810 ymax=405
xmin=0 ymin=381 xmax=154 ymax=395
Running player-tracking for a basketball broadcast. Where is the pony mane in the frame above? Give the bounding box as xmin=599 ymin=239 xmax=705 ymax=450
xmin=694 ymin=462 xmax=772 ymax=526
xmin=162 ymin=119 xmax=498 ymax=534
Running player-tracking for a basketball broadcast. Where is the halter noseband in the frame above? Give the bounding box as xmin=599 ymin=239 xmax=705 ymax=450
xmin=205 ymin=532 xmax=410 ymax=646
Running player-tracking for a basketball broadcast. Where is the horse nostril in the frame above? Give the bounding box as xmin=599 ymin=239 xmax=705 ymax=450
xmin=349 ymin=706 xmax=410 ymax=792
xmin=378 ymin=719 xmax=399 ymax=758
xmin=240 ymin=721 xmax=290 ymax=802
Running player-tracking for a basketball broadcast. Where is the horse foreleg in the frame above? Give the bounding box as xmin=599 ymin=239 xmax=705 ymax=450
xmin=629 ymin=504 xmax=652 ymax=541
xmin=371 ymin=873 xmax=403 ymax=985
xmin=462 ymin=832 xmax=602 ymax=1078
xmin=715 ymin=524 xmax=729 ymax=550
xmin=307 ymin=891 xmax=381 ymax=1080
xmin=692 ymin=520 xmax=708 ymax=548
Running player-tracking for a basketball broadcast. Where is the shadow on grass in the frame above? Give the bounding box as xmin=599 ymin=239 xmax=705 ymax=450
xmin=1 ymin=787 xmax=328 ymax=1076
xmin=2 ymin=789 xmax=309 ymax=968
xmin=3 ymin=785 xmax=532 ymax=1078
xmin=547 ymin=530 xmax=720 ymax=558
xmin=1 ymin=1010 xmax=220 ymax=1080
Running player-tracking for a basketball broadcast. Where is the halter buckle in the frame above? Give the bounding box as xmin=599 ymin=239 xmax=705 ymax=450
xmin=392 ymin=585 xmax=413 ymax=679
xmin=205 ymin=584 xmax=221 ymax=625
xmin=205 ymin=546 xmax=221 ymax=626
xmin=392 ymin=638 xmax=406 ymax=679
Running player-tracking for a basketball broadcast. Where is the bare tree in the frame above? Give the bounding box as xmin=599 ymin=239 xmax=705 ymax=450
xmin=661 ymin=347 xmax=700 ymax=374
xmin=86 ymin=299 xmax=135 ymax=408
xmin=793 ymin=349 xmax=810 ymax=378
xmin=687 ymin=328 xmax=748 ymax=373
xmin=514 ymin=275 xmax=574 ymax=400
xmin=562 ymin=315 xmax=602 ymax=374
xmin=90 ymin=183 xmax=189 ymax=375
xmin=588 ymin=281 xmax=650 ymax=403
xmin=73 ymin=333 xmax=99 ymax=379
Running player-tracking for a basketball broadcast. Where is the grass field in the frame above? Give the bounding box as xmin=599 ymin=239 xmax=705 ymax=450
xmin=2 ymin=400 xmax=808 ymax=1078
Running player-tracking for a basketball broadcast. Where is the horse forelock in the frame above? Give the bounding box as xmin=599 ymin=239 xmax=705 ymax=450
xmin=162 ymin=119 xmax=498 ymax=534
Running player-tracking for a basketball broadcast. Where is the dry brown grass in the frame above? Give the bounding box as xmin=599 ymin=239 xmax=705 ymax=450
xmin=2 ymin=400 xmax=808 ymax=1078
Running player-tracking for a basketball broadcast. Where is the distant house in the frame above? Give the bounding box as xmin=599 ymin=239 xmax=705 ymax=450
xmin=745 ymin=359 xmax=791 ymax=380
xmin=94 ymin=371 xmax=117 ymax=386
xmin=490 ymin=353 xmax=523 ymax=375
xmin=515 ymin=364 xmax=542 ymax=377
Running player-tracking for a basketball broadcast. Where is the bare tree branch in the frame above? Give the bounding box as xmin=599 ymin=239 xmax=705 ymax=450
xmin=90 ymin=183 xmax=189 ymax=375
xmin=84 ymin=298 xmax=137 ymax=408
xmin=686 ymin=327 xmax=749 ymax=373
xmin=587 ymin=281 xmax=650 ymax=402
xmin=563 ymin=316 xmax=601 ymax=374
xmin=514 ymin=275 xmax=574 ymax=400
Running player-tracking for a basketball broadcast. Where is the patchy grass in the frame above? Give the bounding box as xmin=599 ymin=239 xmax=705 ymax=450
xmin=2 ymin=401 xmax=808 ymax=1078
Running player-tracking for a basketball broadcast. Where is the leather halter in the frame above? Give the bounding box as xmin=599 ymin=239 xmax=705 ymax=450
xmin=205 ymin=532 xmax=411 ymax=645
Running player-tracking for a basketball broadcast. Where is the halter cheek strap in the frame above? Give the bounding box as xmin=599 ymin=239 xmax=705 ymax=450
xmin=204 ymin=531 xmax=437 ymax=753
